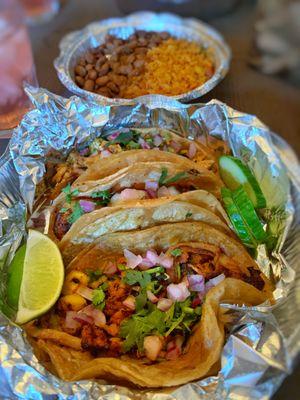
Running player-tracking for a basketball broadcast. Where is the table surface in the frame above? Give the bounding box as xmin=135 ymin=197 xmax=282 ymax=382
xmin=1 ymin=0 xmax=300 ymax=397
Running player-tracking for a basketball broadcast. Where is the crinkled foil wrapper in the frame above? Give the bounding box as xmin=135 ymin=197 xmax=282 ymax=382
xmin=54 ymin=12 xmax=231 ymax=105
xmin=0 ymin=87 xmax=299 ymax=399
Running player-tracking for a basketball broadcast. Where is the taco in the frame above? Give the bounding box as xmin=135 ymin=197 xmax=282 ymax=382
xmin=50 ymin=160 xmax=223 ymax=241
xmin=59 ymin=191 xmax=232 ymax=264
xmin=25 ymin=222 xmax=272 ymax=387
xmin=76 ymin=127 xmax=229 ymax=184
xmin=44 ymin=129 xmax=228 ymax=201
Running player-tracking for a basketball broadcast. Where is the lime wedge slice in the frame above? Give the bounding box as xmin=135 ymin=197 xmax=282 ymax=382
xmin=7 ymin=244 xmax=26 ymax=310
xmin=16 ymin=230 xmax=64 ymax=324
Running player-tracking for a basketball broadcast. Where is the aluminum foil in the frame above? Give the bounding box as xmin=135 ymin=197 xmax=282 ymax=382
xmin=0 ymin=86 xmax=299 ymax=399
xmin=54 ymin=11 xmax=231 ymax=105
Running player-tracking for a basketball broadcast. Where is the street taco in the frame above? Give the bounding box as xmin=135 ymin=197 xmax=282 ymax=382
xmin=59 ymin=192 xmax=232 ymax=264
xmin=44 ymin=129 xmax=228 ymax=201
xmin=49 ymin=161 xmax=223 ymax=241
xmin=25 ymin=222 xmax=272 ymax=387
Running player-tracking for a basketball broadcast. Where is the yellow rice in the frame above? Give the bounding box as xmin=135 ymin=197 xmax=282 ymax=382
xmin=121 ymin=38 xmax=215 ymax=98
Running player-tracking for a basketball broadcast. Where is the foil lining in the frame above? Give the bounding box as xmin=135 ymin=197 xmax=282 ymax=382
xmin=0 ymin=87 xmax=299 ymax=399
xmin=54 ymin=11 xmax=231 ymax=105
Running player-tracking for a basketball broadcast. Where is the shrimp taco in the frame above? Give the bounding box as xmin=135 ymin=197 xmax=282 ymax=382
xmin=25 ymin=222 xmax=273 ymax=387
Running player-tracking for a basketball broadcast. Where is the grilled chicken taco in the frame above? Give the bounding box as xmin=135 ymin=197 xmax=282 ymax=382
xmin=25 ymin=222 xmax=272 ymax=387
xmin=49 ymin=160 xmax=223 ymax=242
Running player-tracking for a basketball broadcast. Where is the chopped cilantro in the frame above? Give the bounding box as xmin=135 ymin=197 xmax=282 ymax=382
xmin=186 ymin=212 xmax=193 ymax=218
xmin=164 ymin=298 xmax=200 ymax=336
xmin=120 ymin=308 xmax=165 ymax=352
xmin=92 ymin=288 xmax=106 ymax=310
xmin=91 ymin=190 xmax=112 ymax=206
xmin=145 ymin=137 xmax=154 ymax=144
xmin=62 ymin=183 xmax=79 ymax=203
xmin=158 ymin=167 xmax=168 ymax=186
xmin=144 ymin=266 xmax=165 ymax=275
xmin=127 ymin=140 xmax=140 ymax=149
xmin=87 ymin=269 xmax=103 ymax=283
xmin=106 ymin=130 xmax=140 ymax=147
xmin=164 ymin=172 xmax=187 ymax=185
xmin=120 ymin=293 xmax=202 ymax=353
xmin=175 ymin=264 xmax=181 ymax=281
xmin=60 ymin=207 xmax=69 ymax=214
xmin=135 ymin=289 xmax=147 ymax=312
xmin=171 ymin=248 xmax=182 ymax=257
xmin=158 ymin=168 xmax=187 ymax=186
xmin=101 ymin=281 xmax=109 ymax=291
xmin=123 ymin=270 xmax=151 ymax=288
xmin=68 ymin=202 xmax=84 ymax=224
xmin=152 ymin=284 xmax=163 ymax=294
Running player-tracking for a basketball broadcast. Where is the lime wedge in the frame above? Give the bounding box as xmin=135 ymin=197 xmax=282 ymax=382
xmin=7 ymin=244 xmax=26 ymax=310
xmin=16 ymin=230 xmax=64 ymax=324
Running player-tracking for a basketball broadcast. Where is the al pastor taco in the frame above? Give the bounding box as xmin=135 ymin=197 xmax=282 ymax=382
xmin=25 ymin=222 xmax=273 ymax=387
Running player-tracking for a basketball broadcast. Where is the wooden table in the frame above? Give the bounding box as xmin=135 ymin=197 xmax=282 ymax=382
xmin=1 ymin=0 xmax=299 ymax=397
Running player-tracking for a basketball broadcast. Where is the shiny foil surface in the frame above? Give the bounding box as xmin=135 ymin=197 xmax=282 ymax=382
xmin=0 ymin=87 xmax=299 ymax=399
xmin=54 ymin=12 xmax=231 ymax=105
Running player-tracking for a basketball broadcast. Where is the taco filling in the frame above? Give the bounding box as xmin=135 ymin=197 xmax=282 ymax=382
xmin=43 ymin=129 xmax=227 ymax=201
xmin=53 ymin=165 xmax=218 ymax=240
xmin=34 ymin=242 xmax=266 ymax=363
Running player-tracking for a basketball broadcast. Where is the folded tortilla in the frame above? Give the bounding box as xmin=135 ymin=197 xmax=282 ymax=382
xmin=26 ymin=279 xmax=266 ymax=386
xmin=67 ymin=222 xmax=272 ymax=292
xmin=77 ymin=149 xmax=199 ymax=185
xmin=59 ymin=190 xmax=232 ymax=264
xmin=53 ymin=159 xmax=223 ymax=208
xmin=26 ymin=222 xmax=272 ymax=387
xmin=76 ymin=129 xmax=223 ymax=185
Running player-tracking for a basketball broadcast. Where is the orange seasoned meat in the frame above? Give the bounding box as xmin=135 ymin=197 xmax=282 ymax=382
xmin=81 ymin=324 xmax=108 ymax=351
xmin=110 ymin=309 xmax=132 ymax=326
xmin=108 ymin=337 xmax=123 ymax=356
xmin=104 ymin=279 xmax=130 ymax=316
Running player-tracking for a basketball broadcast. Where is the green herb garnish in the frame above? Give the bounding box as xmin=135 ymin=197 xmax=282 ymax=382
xmin=186 ymin=212 xmax=193 ymax=218
xmin=68 ymin=202 xmax=84 ymax=224
xmin=91 ymin=190 xmax=112 ymax=206
xmin=158 ymin=167 xmax=187 ymax=186
xmin=87 ymin=269 xmax=103 ymax=283
xmin=92 ymin=287 xmax=106 ymax=310
xmin=106 ymin=130 xmax=140 ymax=147
xmin=171 ymin=248 xmax=182 ymax=257
xmin=175 ymin=264 xmax=181 ymax=281
xmin=62 ymin=183 xmax=79 ymax=203
xmin=120 ymin=308 xmax=165 ymax=352
xmin=123 ymin=270 xmax=151 ymax=288
xmin=135 ymin=289 xmax=148 ymax=312
xmin=158 ymin=168 xmax=168 ymax=186
xmin=127 ymin=140 xmax=140 ymax=149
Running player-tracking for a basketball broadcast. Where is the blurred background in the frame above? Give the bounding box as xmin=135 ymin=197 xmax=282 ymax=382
xmin=0 ymin=1 xmax=299 ymax=395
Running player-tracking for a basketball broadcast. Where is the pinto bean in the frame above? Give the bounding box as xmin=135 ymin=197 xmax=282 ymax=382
xmin=75 ymin=65 xmax=86 ymax=77
xmin=73 ymin=29 xmax=171 ymax=97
